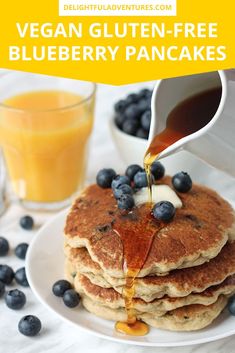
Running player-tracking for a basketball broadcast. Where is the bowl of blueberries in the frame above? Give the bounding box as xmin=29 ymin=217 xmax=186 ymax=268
xmin=110 ymin=88 xmax=152 ymax=165
xmin=110 ymin=87 xmax=201 ymax=177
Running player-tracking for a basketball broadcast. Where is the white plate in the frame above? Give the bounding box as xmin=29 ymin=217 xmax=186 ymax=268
xmin=26 ymin=209 xmax=235 ymax=347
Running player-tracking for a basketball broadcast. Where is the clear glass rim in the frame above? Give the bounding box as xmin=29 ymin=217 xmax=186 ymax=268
xmin=0 ymin=79 xmax=96 ymax=113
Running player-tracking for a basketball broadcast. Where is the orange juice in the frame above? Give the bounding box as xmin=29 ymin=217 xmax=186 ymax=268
xmin=0 ymin=90 xmax=94 ymax=203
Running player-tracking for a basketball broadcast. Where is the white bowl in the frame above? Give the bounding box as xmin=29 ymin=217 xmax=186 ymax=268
xmin=109 ymin=116 xmax=147 ymax=165
xmin=109 ymin=116 xmax=197 ymax=174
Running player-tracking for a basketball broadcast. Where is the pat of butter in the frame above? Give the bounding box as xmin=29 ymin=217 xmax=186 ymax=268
xmin=134 ymin=185 xmax=182 ymax=208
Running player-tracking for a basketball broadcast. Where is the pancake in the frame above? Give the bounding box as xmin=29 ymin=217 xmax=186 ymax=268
xmin=64 ymin=178 xmax=235 ymax=277
xmin=72 ymin=272 xmax=235 ymax=314
xmin=65 ymin=258 xmax=77 ymax=284
xmin=81 ymin=295 xmax=228 ymax=331
xmin=141 ymin=295 xmax=228 ymax=331
xmin=65 ymin=241 xmax=235 ymax=301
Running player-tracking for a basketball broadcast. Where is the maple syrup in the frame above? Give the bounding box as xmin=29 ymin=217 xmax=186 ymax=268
xmin=114 ymin=205 xmax=164 ymax=335
xmin=114 ymin=87 xmax=222 ymax=336
xmin=144 ymin=87 xmax=222 ymax=201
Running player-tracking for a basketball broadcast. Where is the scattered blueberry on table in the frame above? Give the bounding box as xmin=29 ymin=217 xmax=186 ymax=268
xmin=152 ymin=201 xmax=176 ymax=222
xmin=63 ymin=289 xmax=80 ymax=308
xmin=114 ymin=88 xmax=152 ymax=139
xmin=0 ymin=236 xmax=9 ymax=257
xmin=19 ymin=215 xmax=34 ymax=230
xmin=15 ymin=243 xmax=29 ymax=260
xmin=5 ymin=289 xmax=26 ymax=310
xmin=52 ymin=279 xmax=72 ymax=297
xmin=0 ymin=218 xmax=43 ymax=337
xmin=15 ymin=267 xmax=29 ymax=287
xmin=18 ymin=315 xmax=41 ymax=337
xmin=172 ymin=171 xmax=192 ymax=193
xmin=0 ymin=264 xmax=14 ymax=284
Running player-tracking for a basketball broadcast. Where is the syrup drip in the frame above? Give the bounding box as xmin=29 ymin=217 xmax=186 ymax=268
xmin=145 ymin=163 xmax=153 ymax=204
xmin=114 ymin=205 xmax=163 ymax=336
xmin=115 ymin=317 xmax=149 ymax=336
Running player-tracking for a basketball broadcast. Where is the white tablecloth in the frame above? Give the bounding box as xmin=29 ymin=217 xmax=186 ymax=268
xmin=0 ymin=82 xmax=234 ymax=353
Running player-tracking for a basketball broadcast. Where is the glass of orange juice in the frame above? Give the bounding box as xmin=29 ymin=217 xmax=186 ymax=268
xmin=0 ymin=72 xmax=96 ymax=210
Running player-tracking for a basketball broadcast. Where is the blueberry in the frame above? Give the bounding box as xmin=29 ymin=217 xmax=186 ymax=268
xmin=152 ymin=201 xmax=175 ymax=222
xmin=96 ymin=168 xmax=116 ymax=188
xmin=136 ymin=128 xmax=149 ymax=139
xmin=228 ymin=296 xmax=235 ymax=315
xmin=141 ymin=110 xmax=151 ymax=131
xmin=172 ymin=172 xmax=192 ymax=193
xmin=63 ymin=289 xmax=80 ymax=308
xmin=125 ymin=164 xmax=143 ymax=181
xmin=122 ymin=119 xmax=139 ymax=136
xmin=137 ymin=99 xmax=150 ymax=113
xmin=111 ymin=175 xmax=131 ymax=190
xmin=15 ymin=267 xmax=29 ymax=287
xmin=0 ymin=281 xmax=5 ymax=297
xmin=20 ymin=215 xmax=34 ymax=230
xmin=0 ymin=264 xmax=14 ymax=284
xmin=151 ymin=161 xmax=165 ymax=180
xmin=52 ymin=279 xmax=72 ymax=297
xmin=113 ymin=184 xmax=133 ymax=200
xmin=124 ymin=104 xmax=141 ymax=120
xmin=5 ymin=289 xmax=26 ymax=310
xmin=117 ymin=194 xmax=135 ymax=210
xmin=0 ymin=237 xmax=9 ymax=256
xmin=114 ymin=99 xmax=127 ymax=114
xmin=133 ymin=171 xmax=148 ymax=188
xmin=15 ymin=243 xmax=29 ymax=260
xmin=126 ymin=93 xmax=139 ymax=105
xmin=145 ymin=97 xmax=152 ymax=109
xmin=138 ymin=88 xmax=152 ymax=99
xmin=114 ymin=114 xmax=125 ymax=129
xmin=18 ymin=315 xmax=41 ymax=337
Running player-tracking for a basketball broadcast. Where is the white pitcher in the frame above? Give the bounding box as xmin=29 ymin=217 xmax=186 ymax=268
xmin=149 ymin=70 xmax=235 ymax=177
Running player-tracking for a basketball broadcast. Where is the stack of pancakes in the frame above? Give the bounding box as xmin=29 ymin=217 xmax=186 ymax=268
xmin=64 ymin=177 xmax=235 ymax=331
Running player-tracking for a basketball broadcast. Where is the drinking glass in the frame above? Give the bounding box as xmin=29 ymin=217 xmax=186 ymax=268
xmin=0 ymin=72 xmax=96 ymax=210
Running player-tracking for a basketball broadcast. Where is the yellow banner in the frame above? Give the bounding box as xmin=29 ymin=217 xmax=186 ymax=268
xmin=0 ymin=0 xmax=234 ymax=84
